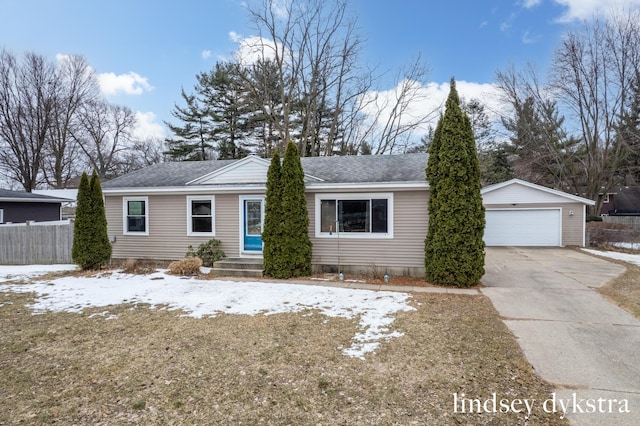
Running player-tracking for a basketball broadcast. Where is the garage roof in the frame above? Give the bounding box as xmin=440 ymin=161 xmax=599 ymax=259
xmin=481 ymin=179 xmax=595 ymax=205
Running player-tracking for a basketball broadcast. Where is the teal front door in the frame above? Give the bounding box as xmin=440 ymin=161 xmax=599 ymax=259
xmin=243 ymin=199 xmax=263 ymax=252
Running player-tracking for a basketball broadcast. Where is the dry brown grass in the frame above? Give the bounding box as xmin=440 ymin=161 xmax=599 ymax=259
xmin=120 ymin=259 xmax=157 ymax=275
xmin=167 ymin=257 xmax=203 ymax=276
xmin=0 ymin=288 xmax=567 ymax=425
xmin=598 ymin=263 xmax=640 ymax=319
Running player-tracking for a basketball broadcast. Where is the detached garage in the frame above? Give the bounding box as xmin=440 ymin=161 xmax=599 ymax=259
xmin=481 ymin=179 xmax=595 ymax=247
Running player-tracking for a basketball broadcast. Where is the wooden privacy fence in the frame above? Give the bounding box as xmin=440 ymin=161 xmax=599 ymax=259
xmin=0 ymin=220 xmax=74 ymax=264
xmin=603 ymin=216 xmax=640 ymax=228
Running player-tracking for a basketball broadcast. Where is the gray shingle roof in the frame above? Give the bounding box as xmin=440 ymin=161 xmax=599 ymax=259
xmin=0 ymin=188 xmax=71 ymax=202
xmin=102 ymin=153 xmax=428 ymax=189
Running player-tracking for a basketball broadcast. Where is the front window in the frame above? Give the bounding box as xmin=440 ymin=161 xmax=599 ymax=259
xmin=187 ymin=196 xmax=215 ymax=235
xmin=123 ymin=197 xmax=148 ymax=235
xmin=316 ymin=193 xmax=393 ymax=238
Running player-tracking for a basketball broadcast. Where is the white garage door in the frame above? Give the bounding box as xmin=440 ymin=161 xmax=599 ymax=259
xmin=484 ymin=209 xmax=561 ymax=246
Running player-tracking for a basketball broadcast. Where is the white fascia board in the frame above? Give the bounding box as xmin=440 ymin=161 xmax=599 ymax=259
xmin=103 ymin=185 xmax=267 ymax=195
xmin=307 ymin=181 xmax=429 ymax=191
xmin=102 ymin=181 xmax=429 ymax=196
xmin=0 ymin=197 xmax=71 ymax=203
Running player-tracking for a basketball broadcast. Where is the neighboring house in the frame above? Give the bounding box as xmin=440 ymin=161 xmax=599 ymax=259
xmin=0 ymin=189 xmax=71 ymax=224
xmin=101 ymin=155 xmax=594 ymax=277
xmin=33 ymin=189 xmax=79 ymax=220
xmin=601 ymin=186 xmax=640 ymax=216
xmin=599 ymin=191 xmax=616 ymax=216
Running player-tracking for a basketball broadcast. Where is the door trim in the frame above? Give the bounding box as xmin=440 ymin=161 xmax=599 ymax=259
xmin=238 ymin=195 xmax=265 ymax=257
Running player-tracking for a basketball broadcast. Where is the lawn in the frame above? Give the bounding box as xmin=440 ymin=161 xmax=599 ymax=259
xmin=583 ymin=248 xmax=640 ymax=319
xmin=0 ymin=267 xmax=568 ymax=425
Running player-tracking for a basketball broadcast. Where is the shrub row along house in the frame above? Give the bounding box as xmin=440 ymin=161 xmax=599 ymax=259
xmin=101 ymin=153 xmax=594 ymax=277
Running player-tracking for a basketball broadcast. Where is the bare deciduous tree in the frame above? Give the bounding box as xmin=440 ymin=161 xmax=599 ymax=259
xmin=237 ymin=0 xmax=431 ymax=156
xmin=75 ymin=100 xmax=137 ymax=179
xmin=549 ymin=10 xmax=640 ymax=214
xmin=351 ymin=56 xmax=433 ymax=155
xmin=44 ymin=55 xmax=100 ymax=188
xmin=496 ymin=64 xmax=577 ymax=190
xmin=120 ymin=138 xmax=166 ymax=174
xmin=0 ymin=50 xmax=58 ymax=191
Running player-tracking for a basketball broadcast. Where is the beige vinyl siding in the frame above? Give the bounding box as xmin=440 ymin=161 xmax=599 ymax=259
xmin=106 ymin=194 xmax=241 ymax=260
xmin=308 ymin=190 xmax=429 ymax=275
xmin=483 ymin=202 xmax=586 ymax=246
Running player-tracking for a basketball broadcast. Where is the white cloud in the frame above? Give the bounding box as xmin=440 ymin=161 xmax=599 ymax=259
xmin=231 ymin=33 xmax=282 ymax=66
xmin=360 ymin=80 xmax=506 ymax=139
xmin=97 ymin=71 xmax=153 ymax=96
xmin=500 ymin=20 xmax=512 ymax=32
xmin=522 ymin=29 xmax=541 ymax=44
xmin=270 ymin=0 xmax=289 ymax=19
xmin=229 ymin=30 xmax=243 ymax=43
xmin=522 ymin=0 xmax=542 ymax=8
xmin=201 ymin=50 xmax=212 ymax=60
xmin=553 ymin=0 xmax=640 ymax=22
xmin=132 ymin=111 xmax=167 ymax=140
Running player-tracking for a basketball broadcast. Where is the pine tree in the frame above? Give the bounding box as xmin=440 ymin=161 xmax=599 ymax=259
xmin=278 ymin=142 xmax=312 ymax=278
xmin=262 ymin=151 xmax=283 ymax=277
xmin=164 ymin=88 xmax=215 ymax=161
xmin=425 ymin=78 xmax=485 ymax=287
xmin=199 ymin=63 xmax=253 ymax=159
xmin=72 ymin=171 xmax=112 ymax=270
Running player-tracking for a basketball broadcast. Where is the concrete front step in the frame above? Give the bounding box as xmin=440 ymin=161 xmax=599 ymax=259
xmin=213 ymin=258 xmax=264 ymax=270
xmin=210 ymin=267 xmax=263 ymax=278
xmin=212 ymin=258 xmax=263 ymax=278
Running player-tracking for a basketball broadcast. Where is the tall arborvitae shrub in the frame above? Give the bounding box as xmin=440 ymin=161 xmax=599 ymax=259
xmin=88 ymin=170 xmax=112 ymax=268
xmin=278 ymin=142 xmax=312 ymax=278
xmin=424 ymin=78 xmax=485 ymax=287
xmin=263 ymin=150 xmax=283 ymax=277
xmin=72 ymin=171 xmax=112 ymax=270
xmin=424 ymin=115 xmax=444 ymax=276
xmin=72 ymin=172 xmax=91 ymax=268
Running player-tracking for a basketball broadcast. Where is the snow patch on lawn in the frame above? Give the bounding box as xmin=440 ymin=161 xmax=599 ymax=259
xmin=0 ymin=268 xmax=415 ymax=359
xmin=0 ymin=264 xmax=77 ymax=283
xmin=582 ymin=249 xmax=640 ymax=267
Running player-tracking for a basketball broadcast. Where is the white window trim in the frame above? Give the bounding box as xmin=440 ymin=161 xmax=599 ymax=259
xmin=123 ymin=196 xmax=149 ymax=236
xmin=187 ymin=195 xmax=216 ymax=236
xmin=314 ymin=192 xmax=394 ymax=239
xmin=0 ymin=208 xmax=3 ymax=223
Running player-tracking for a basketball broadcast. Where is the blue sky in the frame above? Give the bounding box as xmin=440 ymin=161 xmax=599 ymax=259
xmin=1 ymin=0 xmax=639 ymax=140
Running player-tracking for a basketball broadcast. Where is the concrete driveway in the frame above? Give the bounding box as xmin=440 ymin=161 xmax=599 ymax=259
xmin=482 ymin=247 xmax=639 ymax=426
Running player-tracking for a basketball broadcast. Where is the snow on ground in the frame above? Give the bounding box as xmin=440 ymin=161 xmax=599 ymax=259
xmin=0 ymin=267 xmax=415 ymax=359
xmin=611 ymin=242 xmax=640 ymax=251
xmin=0 ymin=264 xmax=77 ymax=283
xmin=582 ymin=249 xmax=640 ymax=267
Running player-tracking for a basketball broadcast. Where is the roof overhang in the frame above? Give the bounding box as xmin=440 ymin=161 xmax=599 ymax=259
xmin=0 ymin=197 xmax=71 ymax=203
xmin=102 ymin=181 xmax=429 ymax=196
